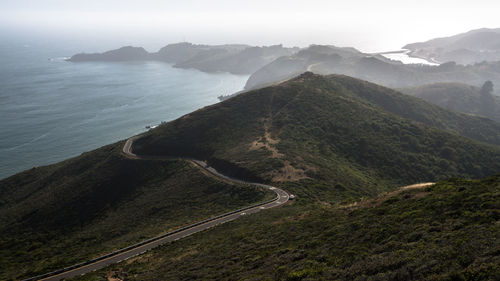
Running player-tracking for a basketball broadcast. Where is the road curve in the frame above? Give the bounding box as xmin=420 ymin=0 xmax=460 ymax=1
xmin=24 ymin=136 xmax=290 ymax=281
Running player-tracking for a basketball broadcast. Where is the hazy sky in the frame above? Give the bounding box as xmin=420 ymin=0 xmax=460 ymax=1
xmin=2 ymin=0 xmax=500 ymax=52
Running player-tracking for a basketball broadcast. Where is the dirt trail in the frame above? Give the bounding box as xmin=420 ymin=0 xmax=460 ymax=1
xmin=249 ymin=118 xmax=308 ymax=182
xmin=306 ymin=62 xmax=322 ymax=72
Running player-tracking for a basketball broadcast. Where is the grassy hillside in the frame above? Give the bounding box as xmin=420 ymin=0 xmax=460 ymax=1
xmin=73 ymin=174 xmax=500 ymax=281
xmin=3 ymin=73 xmax=499 ymax=280
xmin=402 ymin=82 xmax=500 ymax=122
xmin=330 ymin=76 xmax=500 ymax=144
xmin=134 ymin=73 xmax=500 ymax=202
xmin=0 ymin=142 xmax=272 ymax=280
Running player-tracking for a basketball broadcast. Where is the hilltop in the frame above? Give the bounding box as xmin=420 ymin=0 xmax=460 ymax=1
xmin=404 ymin=28 xmax=500 ymax=65
xmin=134 ymin=73 xmax=500 ymax=202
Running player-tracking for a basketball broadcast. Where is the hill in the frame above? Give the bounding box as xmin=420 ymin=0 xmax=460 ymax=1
xmin=68 ymin=43 xmax=299 ymax=75
xmin=402 ymin=82 xmax=500 ymax=122
xmin=67 ymin=46 xmax=151 ymax=62
xmin=73 ymin=174 xmax=500 ymax=281
xmin=133 ymin=73 xmax=500 ymax=202
xmin=404 ymin=28 xmax=500 ymax=65
xmin=244 ymin=45 xmax=500 ymax=93
xmin=2 ymin=73 xmax=500 ymax=280
xmin=0 ymin=142 xmax=272 ymax=280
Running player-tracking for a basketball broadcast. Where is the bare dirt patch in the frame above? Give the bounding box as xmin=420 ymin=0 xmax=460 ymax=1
xmin=338 ymin=182 xmax=435 ymax=210
xmin=272 ymin=211 xmax=310 ymax=225
xmin=106 ymin=270 xmax=125 ymax=281
xmin=249 ymin=118 xmax=283 ymax=158
xmin=250 ymin=137 xmax=283 ymax=158
xmin=171 ymin=248 xmax=199 ymax=262
xmin=250 ymin=118 xmax=309 ymax=182
xmin=270 ymin=161 xmax=308 ymax=182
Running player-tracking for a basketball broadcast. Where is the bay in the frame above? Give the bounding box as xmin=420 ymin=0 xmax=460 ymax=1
xmin=0 ymin=35 xmax=248 ymax=179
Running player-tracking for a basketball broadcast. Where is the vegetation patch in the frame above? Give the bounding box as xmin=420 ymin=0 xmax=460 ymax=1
xmin=72 ymin=174 xmax=500 ymax=281
xmin=0 ymin=143 xmax=273 ymax=280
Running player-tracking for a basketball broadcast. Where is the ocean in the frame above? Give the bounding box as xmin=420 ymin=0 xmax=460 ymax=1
xmin=0 ymin=33 xmax=248 ymax=179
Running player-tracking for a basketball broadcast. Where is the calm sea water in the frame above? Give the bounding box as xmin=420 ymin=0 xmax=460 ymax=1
xmin=0 ymin=34 xmax=248 ymax=179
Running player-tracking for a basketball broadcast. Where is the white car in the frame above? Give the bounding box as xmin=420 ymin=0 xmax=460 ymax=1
xmin=289 ymin=194 xmax=295 ymax=200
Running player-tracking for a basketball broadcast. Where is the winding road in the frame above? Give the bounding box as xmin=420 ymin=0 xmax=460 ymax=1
xmin=24 ymin=136 xmax=290 ymax=281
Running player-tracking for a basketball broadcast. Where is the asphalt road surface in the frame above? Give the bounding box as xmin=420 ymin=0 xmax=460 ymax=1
xmin=24 ymin=135 xmax=290 ymax=281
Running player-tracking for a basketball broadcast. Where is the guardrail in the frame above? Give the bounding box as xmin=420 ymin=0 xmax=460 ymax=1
xmin=23 ymin=137 xmax=287 ymax=281
xmin=22 ymin=180 xmax=280 ymax=281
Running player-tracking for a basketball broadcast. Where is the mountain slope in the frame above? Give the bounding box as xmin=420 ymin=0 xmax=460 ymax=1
xmin=0 ymin=143 xmax=271 ymax=280
xmin=404 ymin=28 xmax=500 ymax=64
xmin=134 ymin=73 xmax=500 ymax=202
xmin=402 ymin=82 xmax=500 ymax=122
xmin=330 ymin=75 xmax=500 ymax=144
xmin=74 ymin=174 xmax=500 ymax=281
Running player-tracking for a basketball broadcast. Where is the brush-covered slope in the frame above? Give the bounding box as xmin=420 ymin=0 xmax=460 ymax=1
xmin=331 ymin=76 xmax=500 ymax=145
xmin=74 ymin=174 xmax=500 ymax=281
xmin=134 ymin=73 xmax=500 ymax=202
xmin=403 ymin=82 xmax=500 ymax=122
xmin=0 ymin=143 xmax=271 ymax=280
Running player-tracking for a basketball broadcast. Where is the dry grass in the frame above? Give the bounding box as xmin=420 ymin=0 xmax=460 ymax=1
xmin=249 ymin=118 xmax=309 ymax=182
xmin=272 ymin=211 xmax=310 ymax=225
xmin=249 ymin=118 xmax=283 ymax=158
xmin=106 ymin=270 xmax=124 ymax=281
xmin=170 ymin=248 xmax=199 ymax=262
xmin=339 ymin=182 xmax=435 ymax=210
xmin=270 ymin=160 xmax=309 ymax=182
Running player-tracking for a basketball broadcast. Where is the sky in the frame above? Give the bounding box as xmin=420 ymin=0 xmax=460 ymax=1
xmin=1 ymin=0 xmax=500 ymax=52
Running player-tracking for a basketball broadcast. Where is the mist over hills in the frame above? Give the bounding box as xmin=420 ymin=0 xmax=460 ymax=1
xmin=68 ymin=43 xmax=299 ymax=75
xmin=404 ymin=28 xmax=500 ymax=65
xmin=402 ymin=82 xmax=500 ymax=122
xmin=244 ymin=44 xmax=500 ymax=93
xmin=68 ymin=30 xmax=500 ymax=99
